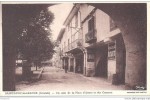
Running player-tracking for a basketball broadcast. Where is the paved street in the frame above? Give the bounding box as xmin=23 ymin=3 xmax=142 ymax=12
xmin=16 ymin=67 xmax=125 ymax=91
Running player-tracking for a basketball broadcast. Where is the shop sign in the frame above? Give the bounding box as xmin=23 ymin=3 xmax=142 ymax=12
xmin=108 ymin=41 xmax=116 ymax=60
xmin=87 ymin=53 xmax=95 ymax=62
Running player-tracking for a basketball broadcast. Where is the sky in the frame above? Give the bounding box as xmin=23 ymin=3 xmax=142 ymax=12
xmin=48 ymin=3 xmax=73 ymax=40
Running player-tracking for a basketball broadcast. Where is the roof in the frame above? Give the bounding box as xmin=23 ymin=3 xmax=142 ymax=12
xmin=63 ymin=4 xmax=80 ymax=26
xmin=57 ymin=28 xmax=65 ymax=41
xmin=56 ymin=4 xmax=80 ymax=42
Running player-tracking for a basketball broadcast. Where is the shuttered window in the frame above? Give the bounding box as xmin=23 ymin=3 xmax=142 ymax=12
xmin=88 ymin=16 xmax=95 ymax=32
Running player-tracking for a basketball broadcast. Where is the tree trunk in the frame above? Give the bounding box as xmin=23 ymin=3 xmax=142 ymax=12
xmin=22 ymin=60 xmax=32 ymax=80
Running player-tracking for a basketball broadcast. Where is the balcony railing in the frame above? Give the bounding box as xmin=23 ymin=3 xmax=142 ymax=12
xmin=63 ymin=39 xmax=83 ymax=53
xmin=71 ymin=39 xmax=83 ymax=50
xmin=85 ymin=29 xmax=97 ymax=43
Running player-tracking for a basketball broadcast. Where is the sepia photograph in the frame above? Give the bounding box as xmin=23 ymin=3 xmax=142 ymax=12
xmin=1 ymin=2 xmax=148 ymax=95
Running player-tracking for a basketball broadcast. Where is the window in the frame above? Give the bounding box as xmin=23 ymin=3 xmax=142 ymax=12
xmin=72 ymin=34 xmax=75 ymax=42
xmin=68 ymin=22 xmax=72 ymax=32
xmin=68 ymin=39 xmax=70 ymax=49
xmin=75 ymin=12 xmax=78 ymax=27
xmin=85 ymin=16 xmax=96 ymax=43
xmin=68 ymin=39 xmax=70 ymax=45
xmin=67 ymin=25 xmax=70 ymax=31
xmin=62 ymin=45 xmax=63 ymax=53
xmin=78 ymin=11 xmax=81 ymax=28
xmin=88 ymin=16 xmax=95 ymax=32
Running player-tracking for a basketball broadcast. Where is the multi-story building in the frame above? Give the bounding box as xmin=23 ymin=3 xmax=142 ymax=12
xmin=57 ymin=4 xmax=126 ymax=84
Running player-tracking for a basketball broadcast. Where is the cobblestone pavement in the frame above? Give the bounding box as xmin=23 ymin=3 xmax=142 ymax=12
xmin=16 ymin=66 xmax=125 ymax=91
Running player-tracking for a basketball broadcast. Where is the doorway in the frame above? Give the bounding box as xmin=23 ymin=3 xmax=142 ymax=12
xmin=95 ymin=45 xmax=108 ymax=78
xmin=75 ymin=53 xmax=84 ymax=74
xmin=70 ymin=58 xmax=74 ymax=72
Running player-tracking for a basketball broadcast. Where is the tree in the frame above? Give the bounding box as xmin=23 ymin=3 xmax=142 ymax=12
xmin=17 ymin=8 xmax=55 ymax=78
xmin=3 ymin=4 xmax=54 ymax=90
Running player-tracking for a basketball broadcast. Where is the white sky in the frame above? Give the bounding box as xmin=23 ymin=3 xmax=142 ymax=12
xmin=48 ymin=3 xmax=73 ymax=40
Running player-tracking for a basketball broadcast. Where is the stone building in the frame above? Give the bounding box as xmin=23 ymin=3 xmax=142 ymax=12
xmin=57 ymin=4 xmax=126 ymax=85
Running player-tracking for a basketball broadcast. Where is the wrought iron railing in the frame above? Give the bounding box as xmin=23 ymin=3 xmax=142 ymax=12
xmin=63 ymin=39 xmax=83 ymax=53
xmin=85 ymin=29 xmax=97 ymax=43
xmin=71 ymin=39 xmax=83 ymax=50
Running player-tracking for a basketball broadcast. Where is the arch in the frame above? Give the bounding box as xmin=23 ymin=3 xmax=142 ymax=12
xmin=90 ymin=3 xmax=147 ymax=89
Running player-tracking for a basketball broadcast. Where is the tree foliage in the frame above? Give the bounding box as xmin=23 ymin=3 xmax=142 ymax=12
xmin=17 ymin=9 xmax=55 ymax=67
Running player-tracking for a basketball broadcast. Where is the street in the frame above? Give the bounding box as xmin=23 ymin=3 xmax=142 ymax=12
xmin=16 ymin=66 xmax=125 ymax=91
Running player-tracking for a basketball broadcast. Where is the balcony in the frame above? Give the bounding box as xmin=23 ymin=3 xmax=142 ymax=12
xmin=85 ymin=29 xmax=97 ymax=43
xmin=63 ymin=39 xmax=83 ymax=53
xmin=71 ymin=39 xmax=83 ymax=50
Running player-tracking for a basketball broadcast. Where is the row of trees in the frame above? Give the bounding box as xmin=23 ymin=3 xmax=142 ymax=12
xmin=16 ymin=7 xmax=55 ymax=78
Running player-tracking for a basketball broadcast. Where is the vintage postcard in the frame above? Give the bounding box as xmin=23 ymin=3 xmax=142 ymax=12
xmin=0 ymin=1 xmax=149 ymax=96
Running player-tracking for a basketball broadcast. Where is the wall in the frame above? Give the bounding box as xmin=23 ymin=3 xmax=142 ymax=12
xmin=81 ymin=6 xmax=110 ymax=48
xmin=116 ymin=34 xmax=126 ymax=84
xmin=95 ymin=10 xmax=110 ymax=41
xmin=108 ymin=60 xmax=116 ymax=82
xmin=82 ymin=19 xmax=88 ymax=47
xmin=80 ymin=4 xmax=96 ymax=48
xmin=86 ymin=61 xmax=95 ymax=77
xmin=107 ymin=33 xmax=126 ymax=84
xmin=80 ymin=4 xmax=88 ymax=22
xmin=61 ymin=11 xmax=82 ymax=52
xmin=80 ymin=4 xmax=111 ymax=77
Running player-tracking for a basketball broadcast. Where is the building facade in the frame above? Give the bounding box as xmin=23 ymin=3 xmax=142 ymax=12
xmin=57 ymin=4 xmax=126 ymax=85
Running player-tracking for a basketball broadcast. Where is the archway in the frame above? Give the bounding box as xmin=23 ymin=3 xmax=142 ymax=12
xmin=90 ymin=3 xmax=147 ymax=89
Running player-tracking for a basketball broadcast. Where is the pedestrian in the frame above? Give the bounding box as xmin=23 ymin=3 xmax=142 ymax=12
xmin=64 ymin=65 xmax=68 ymax=73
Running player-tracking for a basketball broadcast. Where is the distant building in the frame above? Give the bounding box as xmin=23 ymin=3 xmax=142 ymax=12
xmin=57 ymin=4 xmax=125 ymax=84
xmin=52 ymin=46 xmax=62 ymax=68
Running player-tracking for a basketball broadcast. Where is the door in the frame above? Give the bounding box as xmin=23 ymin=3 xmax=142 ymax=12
xmin=75 ymin=53 xmax=84 ymax=74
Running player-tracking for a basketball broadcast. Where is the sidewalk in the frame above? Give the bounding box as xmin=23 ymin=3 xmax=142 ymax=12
xmin=67 ymin=70 xmax=125 ymax=90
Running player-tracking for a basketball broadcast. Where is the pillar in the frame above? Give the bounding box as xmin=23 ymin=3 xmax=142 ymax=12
xmin=73 ymin=58 xmax=76 ymax=73
xmin=68 ymin=58 xmax=71 ymax=71
xmin=62 ymin=58 xmax=64 ymax=69
xmin=85 ymin=49 xmax=95 ymax=77
xmin=83 ymin=49 xmax=87 ymax=76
